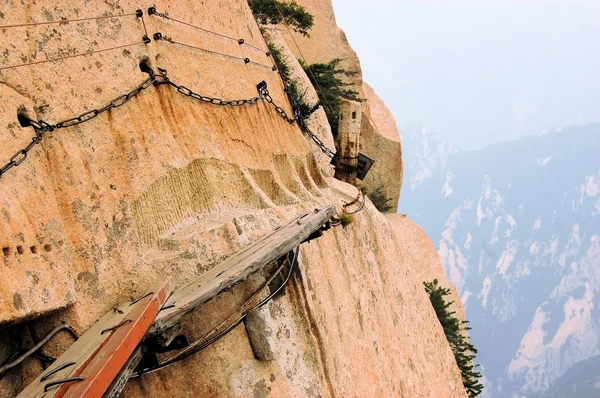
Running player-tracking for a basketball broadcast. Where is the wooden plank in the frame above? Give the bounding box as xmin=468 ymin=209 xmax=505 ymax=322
xmin=18 ymin=308 xmax=129 ymax=398
xmin=17 ymin=284 xmax=171 ymax=398
xmin=102 ymin=347 xmax=143 ymax=398
xmin=147 ymin=205 xmax=336 ymax=338
xmin=63 ymin=284 xmax=170 ymax=398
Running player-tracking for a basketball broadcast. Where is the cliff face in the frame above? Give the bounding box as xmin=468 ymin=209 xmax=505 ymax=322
xmin=1 ymin=1 xmax=461 ymax=397
xmin=279 ymin=0 xmax=404 ymax=208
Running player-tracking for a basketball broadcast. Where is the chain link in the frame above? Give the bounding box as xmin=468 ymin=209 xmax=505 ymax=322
xmin=0 ymin=69 xmax=263 ymax=179
xmin=257 ymin=82 xmax=298 ymax=124
xmin=256 ymin=82 xmax=336 ymax=159
xmin=300 ymin=120 xmax=336 ymax=159
xmin=1 ymin=67 xmax=337 ymax=179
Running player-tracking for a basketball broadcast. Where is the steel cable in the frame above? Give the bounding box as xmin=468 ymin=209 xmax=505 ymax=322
xmin=148 ymin=7 xmax=268 ymax=55
xmin=0 ymin=10 xmax=148 ymax=72
xmin=0 ymin=324 xmax=78 ymax=377
xmin=0 ymin=12 xmax=138 ymax=29
xmin=272 ymin=3 xmax=336 ymax=117
xmin=0 ymin=41 xmax=147 ymax=72
xmin=153 ymin=33 xmax=274 ymax=71
xmin=131 ymin=248 xmax=300 ymax=377
xmin=345 ymin=190 xmax=366 ymax=214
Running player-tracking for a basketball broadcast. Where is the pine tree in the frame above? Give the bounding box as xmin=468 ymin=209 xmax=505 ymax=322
xmin=300 ymin=58 xmax=361 ymax=136
xmin=249 ymin=0 xmax=314 ymax=36
xmin=424 ymin=279 xmax=484 ymax=397
xmin=369 ymin=185 xmax=394 ymax=213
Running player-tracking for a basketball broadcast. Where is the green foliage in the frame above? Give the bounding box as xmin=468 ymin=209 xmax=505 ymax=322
xmin=424 ymin=279 xmax=484 ymax=397
xmin=249 ymin=0 xmax=314 ymax=36
xmin=339 ymin=213 xmax=355 ymax=228
xmin=357 ymin=182 xmax=370 ymax=196
xmin=266 ymin=40 xmax=314 ymax=117
xmin=300 ymin=58 xmax=361 ymax=136
xmin=368 ymin=185 xmax=393 ymax=213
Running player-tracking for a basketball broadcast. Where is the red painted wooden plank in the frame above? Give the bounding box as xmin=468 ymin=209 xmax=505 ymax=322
xmin=58 ymin=283 xmax=170 ymax=398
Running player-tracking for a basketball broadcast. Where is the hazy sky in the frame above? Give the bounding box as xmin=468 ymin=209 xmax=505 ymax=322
xmin=331 ymin=0 xmax=600 ymax=149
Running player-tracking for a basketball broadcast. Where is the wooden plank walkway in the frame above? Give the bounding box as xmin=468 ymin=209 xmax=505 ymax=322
xmin=147 ymin=205 xmax=336 ymax=338
xmin=17 ymin=205 xmax=336 ymax=397
xmin=17 ymin=284 xmax=171 ymax=398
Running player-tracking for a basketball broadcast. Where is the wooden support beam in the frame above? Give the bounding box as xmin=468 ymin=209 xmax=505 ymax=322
xmin=147 ymin=205 xmax=336 ymax=339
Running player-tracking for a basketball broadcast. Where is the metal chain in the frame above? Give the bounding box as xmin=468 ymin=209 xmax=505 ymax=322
xmin=1 ymin=69 xmax=336 ymax=179
xmin=0 ymin=74 xmax=156 ymax=178
xmin=256 ymin=81 xmax=336 ymax=159
xmin=0 ymin=69 xmax=263 ymax=179
xmin=161 ymin=68 xmax=263 ymax=106
xmin=300 ymin=120 xmax=336 ymax=159
xmin=256 ymin=81 xmax=298 ymax=123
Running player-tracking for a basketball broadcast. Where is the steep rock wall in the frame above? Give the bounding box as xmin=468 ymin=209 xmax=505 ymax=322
xmin=279 ymin=0 xmax=403 ymax=208
xmin=0 ymin=1 xmax=461 ymax=396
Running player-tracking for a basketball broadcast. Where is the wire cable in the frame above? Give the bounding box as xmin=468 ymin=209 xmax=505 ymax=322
xmin=0 ymin=324 xmax=78 ymax=377
xmin=346 ymin=191 xmax=366 ymax=214
xmin=149 ymin=8 xmax=268 ymax=55
xmin=140 ymin=13 xmax=149 ymax=37
xmin=131 ymin=248 xmax=299 ymax=377
xmin=272 ymin=3 xmax=336 ymax=116
xmin=0 ymin=12 xmax=138 ymax=29
xmin=154 ymin=34 xmax=273 ymax=71
xmin=0 ymin=41 xmax=146 ymax=71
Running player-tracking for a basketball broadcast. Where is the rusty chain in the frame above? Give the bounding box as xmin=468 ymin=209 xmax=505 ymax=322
xmin=0 ymin=69 xmax=263 ymax=179
xmin=257 ymin=81 xmax=336 ymax=159
xmin=1 ymin=66 xmax=336 ymax=179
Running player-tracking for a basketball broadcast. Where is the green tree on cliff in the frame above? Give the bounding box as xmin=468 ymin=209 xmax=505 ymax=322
xmin=300 ymin=58 xmax=361 ymax=136
xmin=248 ymin=0 xmax=314 ymax=36
xmin=424 ymin=279 xmax=484 ymax=397
xmin=368 ymin=185 xmax=394 ymax=213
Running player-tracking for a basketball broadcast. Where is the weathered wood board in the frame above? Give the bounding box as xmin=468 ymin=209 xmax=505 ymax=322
xmin=17 ymin=284 xmax=171 ymax=398
xmin=17 ymin=205 xmax=335 ymax=397
xmin=147 ymin=205 xmax=336 ymax=338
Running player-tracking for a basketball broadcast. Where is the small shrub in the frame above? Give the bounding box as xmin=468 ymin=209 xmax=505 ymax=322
xmin=266 ymin=40 xmax=314 ymax=117
xmin=369 ymin=185 xmax=393 ymax=213
xmin=424 ymin=279 xmax=484 ymax=398
xmin=300 ymin=58 xmax=361 ymax=137
xmin=339 ymin=213 xmax=355 ymax=228
xmin=357 ymin=183 xmax=370 ymax=196
xmin=249 ymin=0 xmax=314 ymax=36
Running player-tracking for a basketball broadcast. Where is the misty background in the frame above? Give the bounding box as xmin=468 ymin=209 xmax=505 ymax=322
xmin=331 ymin=0 xmax=600 ymax=150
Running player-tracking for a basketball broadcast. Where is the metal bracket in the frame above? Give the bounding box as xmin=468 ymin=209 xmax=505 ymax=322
xmin=44 ymin=377 xmax=84 ymax=392
xmin=101 ymin=319 xmax=132 ymax=335
xmin=41 ymin=361 xmax=76 ymax=381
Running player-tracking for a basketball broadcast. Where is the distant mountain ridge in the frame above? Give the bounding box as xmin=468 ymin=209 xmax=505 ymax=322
xmin=400 ymin=124 xmax=600 ymax=397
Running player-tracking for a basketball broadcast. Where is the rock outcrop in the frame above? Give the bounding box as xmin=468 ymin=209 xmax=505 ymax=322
xmin=279 ymin=0 xmax=404 ymax=208
xmin=0 ymin=1 xmax=462 ymax=397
